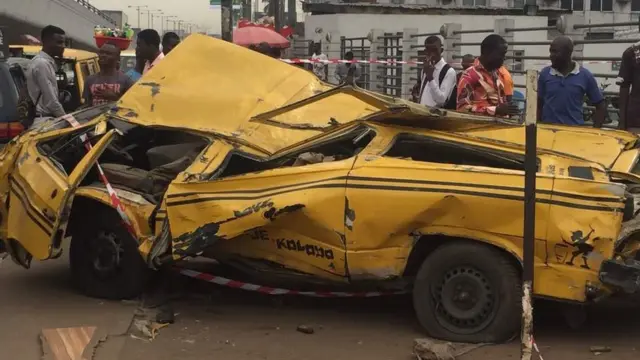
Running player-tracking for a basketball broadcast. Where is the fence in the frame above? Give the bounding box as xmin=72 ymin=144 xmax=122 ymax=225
xmin=292 ymin=14 xmax=640 ymax=126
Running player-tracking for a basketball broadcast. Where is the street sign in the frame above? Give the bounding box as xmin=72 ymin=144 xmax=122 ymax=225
xmin=210 ymin=0 xmax=221 ymax=9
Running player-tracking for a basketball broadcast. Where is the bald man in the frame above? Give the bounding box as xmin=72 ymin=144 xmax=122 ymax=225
xmin=537 ymin=36 xmax=605 ymax=127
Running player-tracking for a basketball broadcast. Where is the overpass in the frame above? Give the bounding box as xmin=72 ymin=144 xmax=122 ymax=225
xmin=1 ymin=0 xmax=116 ymax=51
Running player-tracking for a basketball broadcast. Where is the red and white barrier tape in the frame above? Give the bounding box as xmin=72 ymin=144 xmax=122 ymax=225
xmin=179 ymin=268 xmax=407 ymax=297
xmin=62 ymin=115 xmax=137 ymax=237
xmin=279 ymin=58 xmax=618 ymax=66
xmin=532 ymin=336 xmax=545 ymax=360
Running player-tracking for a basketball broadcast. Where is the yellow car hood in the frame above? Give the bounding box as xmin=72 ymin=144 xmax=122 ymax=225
xmin=112 ymin=34 xmax=523 ymax=155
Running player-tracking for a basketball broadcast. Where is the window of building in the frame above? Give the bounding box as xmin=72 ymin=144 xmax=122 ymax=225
xmin=591 ymin=0 xmax=613 ymax=11
xmin=585 ymin=32 xmax=614 ymax=40
xmin=633 ymin=0 xmax=640 ymax=11
xmin=513 ymin=50 xmax=525 ymax=71
xmin=463 ymin=0 xmax=488 ymax=6
xmin=561 ymin=0 xmax=584 ymax=10
xmin=513 ymin=0 xmax=524 ymax=8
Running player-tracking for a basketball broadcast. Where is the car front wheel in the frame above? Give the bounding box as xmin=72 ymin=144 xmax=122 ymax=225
xmin=69 ymin=207 xmax=149 ymax=300
xmin=413 ymin=241 xmax=521 ymax=343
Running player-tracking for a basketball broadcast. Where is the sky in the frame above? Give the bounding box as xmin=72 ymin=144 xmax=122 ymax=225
xmin=90 ymin=0 xmax=224 ymax=34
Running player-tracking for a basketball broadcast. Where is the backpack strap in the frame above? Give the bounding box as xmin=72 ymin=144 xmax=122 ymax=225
xmin=439 ymin=63 xmax=451 ymax=89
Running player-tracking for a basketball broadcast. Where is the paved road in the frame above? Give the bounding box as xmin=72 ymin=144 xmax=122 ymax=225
xmin=1 ymin=255 xmax=639 ymax=360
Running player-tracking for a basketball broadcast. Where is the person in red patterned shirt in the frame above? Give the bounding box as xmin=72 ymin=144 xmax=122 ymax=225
xmin=456 ymin=34 xmax=519 ymax=117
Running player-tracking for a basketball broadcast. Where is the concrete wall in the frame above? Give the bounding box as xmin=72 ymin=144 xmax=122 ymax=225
xmin=0 ymin=0 xmax=115 ymax=50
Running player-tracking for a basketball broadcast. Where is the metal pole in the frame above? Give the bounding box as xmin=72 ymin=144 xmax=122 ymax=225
xmin=520 ymin=69 xmax=538 ymax=360
xmin=242 ymin=0 xmax=252 ymax=20
xmin=288 ymin=0 xmax=297 ymax=27
xmin=221 ymin=0 xmax=233 ymax=42
xmin=274 ymin=0 xmax=283 ymax=31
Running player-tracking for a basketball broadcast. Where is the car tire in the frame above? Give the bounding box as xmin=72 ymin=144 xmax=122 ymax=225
xmin=413 ymin=241 xmax=521 ymax=343
xmin=69 ymin=207 xmax=149 ymax=300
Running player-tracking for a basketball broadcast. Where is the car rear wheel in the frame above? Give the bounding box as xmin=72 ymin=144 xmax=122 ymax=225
xmin=69 ymin=207 xmax=149 ymax=300
xmin=413 ymin=241 xmax=521 ymax=343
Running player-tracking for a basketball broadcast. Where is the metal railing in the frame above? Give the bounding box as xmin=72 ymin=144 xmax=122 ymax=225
xmin=379 ymin=32 xmax=403 ymax=97
xmin=74 ymin=0 xmax=116 ymax=25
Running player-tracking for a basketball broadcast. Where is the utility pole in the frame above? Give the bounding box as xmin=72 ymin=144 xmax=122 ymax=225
xmin=520 ymin=69 xmax=538 ymax=360
xmin=128 ymin=5 xmax=148 ymax=28
xmin=242 ymin=0 xmax=251 ymax=21
xmin=270 ymin=0 xmax=283 ymax=31
xmin=151 ymin=12 xmax=163 ymax=32
xmin=221 ymin=0 xmax=233 ymax=41
xmin=287 ymin=0 xmax=296 ymax=27
xmin=163 ymin=16 xmax=176 ymax=35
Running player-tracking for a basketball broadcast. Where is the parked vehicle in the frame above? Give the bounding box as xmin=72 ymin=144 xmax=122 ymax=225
xmin=2 ymin=35 xmax=640 ymax=344
xmin=9 ymin=45 xmax=100 ymax=112
xmin=119 ymin=49 xmax=135 ymax=73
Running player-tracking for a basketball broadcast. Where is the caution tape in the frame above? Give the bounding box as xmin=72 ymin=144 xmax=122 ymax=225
xmin=178 ymin=268 xmax=408 ymax=297
xmin=279 ymin=58 xmax=618 ymax=66
xmin=62 ymin=115 xmax=137 ymax=237
xmin=532 ymin=336 xmax=545 ymax=360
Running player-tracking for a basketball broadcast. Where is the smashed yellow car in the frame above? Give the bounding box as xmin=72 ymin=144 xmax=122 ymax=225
xmin=2 ymin=35 xmax=640 ymax=344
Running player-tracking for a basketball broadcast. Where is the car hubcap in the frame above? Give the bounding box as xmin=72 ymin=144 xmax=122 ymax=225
xmin=433 ymin=266 xmax=497 ymax=334
xmin=91 ymin=231 xmax=124 ymax=279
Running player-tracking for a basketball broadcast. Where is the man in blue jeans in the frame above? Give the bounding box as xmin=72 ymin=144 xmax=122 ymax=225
xmin=537 ymin=36 xmax=605 ymax=127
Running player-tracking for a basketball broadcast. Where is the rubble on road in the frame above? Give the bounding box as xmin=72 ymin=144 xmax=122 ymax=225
xmin=296 ymin=325 xmax=315 ymax=334
xmin=413 ymin=338 xmax=487 ymax=360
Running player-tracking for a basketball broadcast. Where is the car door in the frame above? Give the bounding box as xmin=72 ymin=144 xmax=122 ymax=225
xmin=343 ymin=133 xmax=553 ymax=280
xmin=7 ymin=128 xmax=118 ymax=264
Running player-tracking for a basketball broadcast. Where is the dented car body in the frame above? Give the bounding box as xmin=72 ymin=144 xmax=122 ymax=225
xmin=2 ymin=35 xmax=640 ymax=343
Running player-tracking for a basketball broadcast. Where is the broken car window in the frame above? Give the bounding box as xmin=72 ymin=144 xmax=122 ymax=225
xmin=384 ymin=134 xmax=530 ymax=171
xmin=213 ymin=126 xmax=376 ymax=180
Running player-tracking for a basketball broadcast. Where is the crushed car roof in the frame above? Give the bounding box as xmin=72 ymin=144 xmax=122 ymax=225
xmin=112 ymin=34 xmax=522 ymax=155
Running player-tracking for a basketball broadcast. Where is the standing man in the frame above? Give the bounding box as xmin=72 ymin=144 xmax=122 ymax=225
xmin=137 ymin=29 xmax=164 ymax=75
xmin=26 ymin=25 xmax=66 ymax=127
xmin=125 ymin=52 xmax=145 ymax=82
xmin=162 ymin=32 xmax=181 ymax=55
xmin=538 ymin=36 xmax=605 ymax=127
xmin=617 ymin=42 xmax=640 ymax=132
xmin=335 ymin=51 xmax=361 ymax=85
xmin=311 ymin=42 xmax=328 ymax=81
xmin=457 ymin=34 xmax=519 ymax=117
xmin=83 ymin=42 xmax=135 ymax=106
xmin=417 ymin=36 xmax=457 ymax=109
xmin=459 ymin=54 xmax=475 ymax=83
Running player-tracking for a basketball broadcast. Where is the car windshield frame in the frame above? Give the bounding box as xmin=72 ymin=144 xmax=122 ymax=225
xmin=22 ymin=103 xmax=113 ymax=136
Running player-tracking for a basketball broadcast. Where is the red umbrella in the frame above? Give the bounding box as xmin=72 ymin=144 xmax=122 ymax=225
xmin=233 ymin=26 xmax=290 ymax=49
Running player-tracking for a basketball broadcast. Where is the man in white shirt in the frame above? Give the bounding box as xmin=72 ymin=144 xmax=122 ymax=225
xmin=418 ymin=36 xmax=457 ymax=109
xmin=311 ymin=42 xmax=328 ymax=81
xmin=136 ymin=29 xmax=165 ymax=75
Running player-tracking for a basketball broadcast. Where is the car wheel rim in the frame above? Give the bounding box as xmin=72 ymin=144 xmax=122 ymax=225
xmin=432 ymin=266 xmax=497 ymax=335
xmin=90 ymin=231 xmax=124 ymax=279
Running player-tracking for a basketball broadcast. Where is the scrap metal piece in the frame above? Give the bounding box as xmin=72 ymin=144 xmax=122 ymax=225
xmin=413 ymin=338 xmax=486 ymax=360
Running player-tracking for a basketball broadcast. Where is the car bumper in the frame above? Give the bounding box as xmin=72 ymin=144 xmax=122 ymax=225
xmin=599 ymin=259 xmax=640 ymax=294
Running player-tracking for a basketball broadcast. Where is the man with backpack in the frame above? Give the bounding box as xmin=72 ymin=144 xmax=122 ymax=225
xmin=413 ymin=36 xmax=457 ymax=110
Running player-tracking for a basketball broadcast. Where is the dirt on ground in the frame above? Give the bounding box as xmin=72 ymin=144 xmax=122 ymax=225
xmin=1 ymin=256 xmax=640 ymax=360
